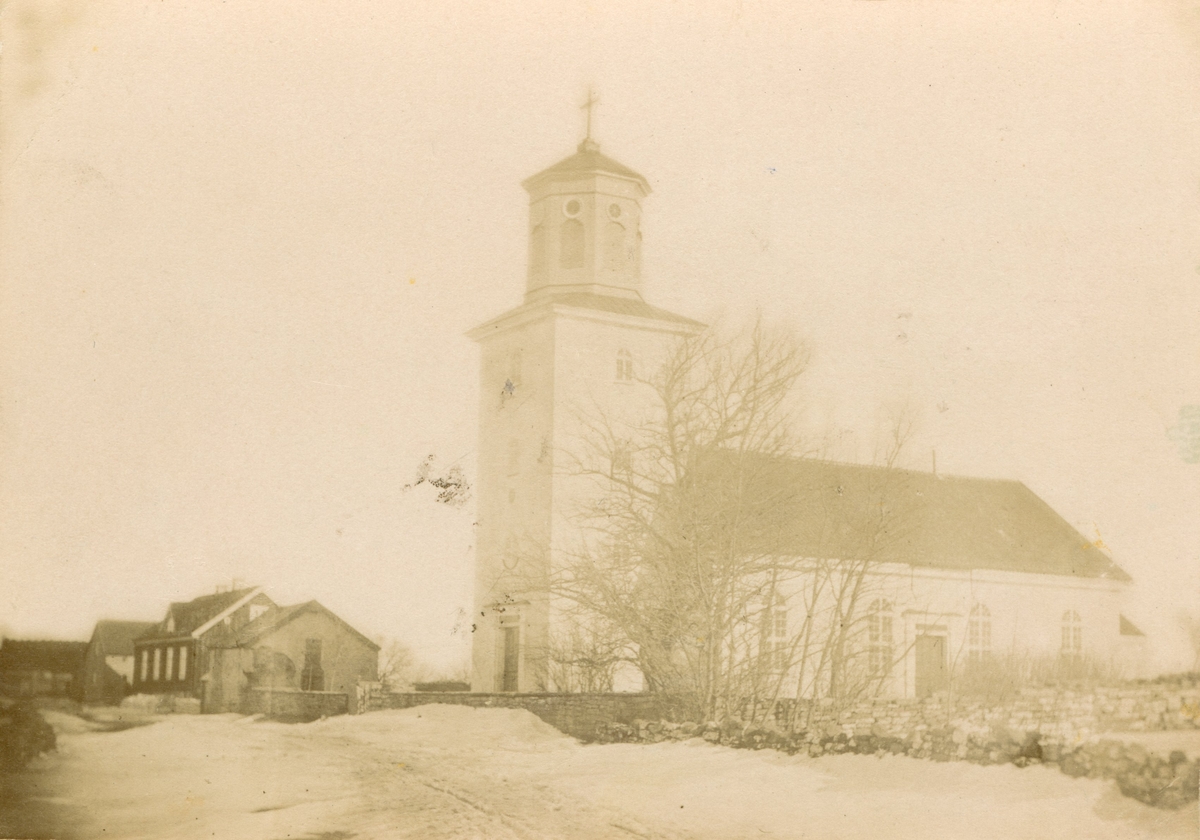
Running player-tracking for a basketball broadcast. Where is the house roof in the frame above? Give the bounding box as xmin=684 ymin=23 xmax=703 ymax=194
xmin=236 ymin=601 xmax=380 ymax=651
xmin=0 ymin=640 xmax=88 ymax=673
xmin=522 ymin=141 xmax=651 ymax=194
xmin=138 ymin=587 xmax=261 ymax=641
xmin=685 ymin=452 xmax=1131 ymax=582
xmin=89 ymin=621 xmax=156 ymax=656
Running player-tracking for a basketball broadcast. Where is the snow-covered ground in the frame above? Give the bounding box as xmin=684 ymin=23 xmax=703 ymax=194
xmin=3 ymin=705 xmax=1196 ymax=839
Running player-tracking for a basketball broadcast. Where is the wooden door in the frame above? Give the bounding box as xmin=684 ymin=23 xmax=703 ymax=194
xmin=501 ymin=625 xmax=519 ymax=692
xmin=915 ymin=634 xmax=947 ymax=698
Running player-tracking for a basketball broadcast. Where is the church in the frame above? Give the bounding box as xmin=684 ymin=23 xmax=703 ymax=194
xmin=467 ymin=123 xmax=1143 ymax=699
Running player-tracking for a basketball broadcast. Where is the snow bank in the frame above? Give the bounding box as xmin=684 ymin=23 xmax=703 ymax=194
xmin=314 ymin=703 xmax=576 ymax=752
xmin=38 ymin=710 xmax=103 ymax=735
xmin=18 ymin=706 xmax=1196 ymax=840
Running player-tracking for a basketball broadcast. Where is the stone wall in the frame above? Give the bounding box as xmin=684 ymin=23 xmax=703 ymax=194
xmin=378 ymin=692 xmax=672 ymax=741
xmin=243 ymin=688 xmax=348 ymax=722
xmin=776 ymin=684 xmax=1200 ymax=748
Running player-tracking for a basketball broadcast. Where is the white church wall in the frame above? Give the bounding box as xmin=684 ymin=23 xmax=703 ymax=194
xmin=544 ymin=310 xmax=696 ymax=692
xmin=771 ymin=563 xmax=1128 ymax=700
xmin=471 ymin=314 xmax=559 ymax=692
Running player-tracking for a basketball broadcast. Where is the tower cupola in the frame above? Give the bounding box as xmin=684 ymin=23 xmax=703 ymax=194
xmin=521 ymin=137 xmax=651 ymax=303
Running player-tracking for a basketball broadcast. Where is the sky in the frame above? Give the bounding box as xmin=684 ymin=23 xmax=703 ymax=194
xmin=2 ymin=0 xmax=1199 ymax=673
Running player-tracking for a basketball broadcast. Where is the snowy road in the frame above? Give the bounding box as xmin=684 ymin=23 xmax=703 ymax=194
xmin=3 ymin=705 xmax=1195 ymax=839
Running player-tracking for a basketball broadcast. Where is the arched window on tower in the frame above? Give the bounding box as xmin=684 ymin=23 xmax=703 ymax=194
xmin=615 ymin=349 xmax=634 ymax=382
xmin=1061 ymin=610 xmax=1082 ymax=660
xmin=868 ymin=599 xmax=894 ymax=677
xmin=603 ymin=221 xmax=626 ymax=272
xmin=968 ymin=604 xmax=991 ymax=663
xmin=560 ymin=219 xmax=584 ymax=268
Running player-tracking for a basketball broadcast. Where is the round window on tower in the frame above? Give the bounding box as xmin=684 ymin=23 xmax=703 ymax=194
xmin=563 ymin=198 xmax=582 ymax=218
xmin=608 ymin=203 xmax=622 ymax=219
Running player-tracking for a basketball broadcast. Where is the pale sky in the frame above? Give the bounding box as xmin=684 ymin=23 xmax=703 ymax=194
xmin=2 ymin=0 xmax=1199 ymax=673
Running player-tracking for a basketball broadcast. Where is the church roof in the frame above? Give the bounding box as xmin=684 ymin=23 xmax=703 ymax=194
xmin=686 ymin=452 xmax=1132 ymax=582
xmin=550 ymin=293 xmax=701 ymax=325
xmin=469 ymin=292 xmax=702 ymax=339
xmin=523 ymin=140 xmax=651 ymax=194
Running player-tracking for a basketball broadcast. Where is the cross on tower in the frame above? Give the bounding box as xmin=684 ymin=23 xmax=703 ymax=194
xmin=581 ymin=88 xmax=599 ymax=142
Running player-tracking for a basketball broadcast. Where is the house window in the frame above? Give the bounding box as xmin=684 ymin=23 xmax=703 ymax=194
xmin=615 ymin=349 xmax=634 ymax=382
xmin=761 ymin=594 xmax=788 ymax=672
xmin=868 ymin=599 xmax=894 ymax=677
xmin=166 ymin=646 xmax=175 ymax=680
xmin=153 ymin=648 xmax=161 ymax=681
xmin=178 ymin=646 xmax=188 ymax=680
xmin=140 ymin=649 xmax=149 ymax=682
xmin=968 ymin=605 xmax=991 ymax=662
xmin=1061 ymin=610 xmax=1082 ymax=659
xmin=301 ymin=638 xmax=324 ymax=691
xmin=249 ymin=604 xmax=268 ymax=622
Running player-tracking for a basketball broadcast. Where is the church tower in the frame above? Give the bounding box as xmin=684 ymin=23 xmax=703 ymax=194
xmin=467 ymin=110 xmax=701 ymax=693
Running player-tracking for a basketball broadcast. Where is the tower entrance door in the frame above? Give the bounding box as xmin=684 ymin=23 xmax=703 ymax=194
xmin=500 ymin=615 xmax=520 ymax=692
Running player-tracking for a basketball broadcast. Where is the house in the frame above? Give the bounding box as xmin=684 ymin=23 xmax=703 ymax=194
xmin=132 ymin=586 xmax=277 ymax=705
xmin=204 ymin=600 xmax=379 ymax=713
xmin=81 ymin=620 xmax=156 ymax=705
xmin=0 ymin=639 xmax=88 ymax=699
xmin=133 ymin=586 xmax=378 ymax=713
xmin=467 ymin=129 xmax=1143 ymax=697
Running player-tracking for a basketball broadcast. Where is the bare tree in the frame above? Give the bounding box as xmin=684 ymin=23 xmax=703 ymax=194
xmin=551 ymin=318 xmax=810 ymax=718
xmin=375 ymin=637 xmax=428 ymax=692
xmin=548 ymin=317 xmax=915 ymax=723
xmin=404 ymin=455 xmax=472 ymax=507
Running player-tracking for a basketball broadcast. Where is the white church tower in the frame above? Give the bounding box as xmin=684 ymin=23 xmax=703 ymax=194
xmin=467 ymin=110 xmax=701 ymax=692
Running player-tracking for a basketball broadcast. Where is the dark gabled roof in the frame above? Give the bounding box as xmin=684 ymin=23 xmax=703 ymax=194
xmin=236 ymin=601 xmax=380 ymax=651
xmin=523 ymin=140 xmax=650 ymax=193
xmin=1120 ymin=614 xmax=1145 ymax=636
xmin=138 ymin=588 xmax=261 ymax=641
xmin=686 ymin=452 xmax=1131 ymax=581
xmin=89 ymin=621 xmax=156 ymax=656
xmin=0 ymin=640 xmax=88 ymax=672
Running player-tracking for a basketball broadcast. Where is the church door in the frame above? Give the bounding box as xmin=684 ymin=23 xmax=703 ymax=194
xmin=501 ymin=624 xmax=520 ymax=692
xmin=914 ymin=634 xmax=947 ymax=698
